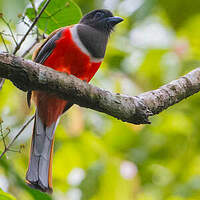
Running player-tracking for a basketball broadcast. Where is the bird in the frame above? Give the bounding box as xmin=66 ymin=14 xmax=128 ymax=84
xmin=25 ymin=9 xmax=123 ymax=193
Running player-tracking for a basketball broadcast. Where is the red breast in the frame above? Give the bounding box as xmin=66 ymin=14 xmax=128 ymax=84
xmin=43 ymin=27 xmax=102 ymax=82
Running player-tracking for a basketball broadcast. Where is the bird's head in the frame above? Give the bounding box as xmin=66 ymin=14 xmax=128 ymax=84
xmin=79 ymin=9 xmax=123 ymax=34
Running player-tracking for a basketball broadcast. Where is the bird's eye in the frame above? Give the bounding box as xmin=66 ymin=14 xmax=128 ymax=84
xmin=94 ymin=11 xmax=104 ymax=19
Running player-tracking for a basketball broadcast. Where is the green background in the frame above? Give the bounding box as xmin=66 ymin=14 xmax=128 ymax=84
xmin=1 ymin=0 xmax=200 ymax=199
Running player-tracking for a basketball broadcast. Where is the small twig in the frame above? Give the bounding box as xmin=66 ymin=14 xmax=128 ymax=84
xmin=20 ymin=16 xmax=31 ymax=28
xmin=13 ymin=0 xmax=52 ymax=55
xmin=0 ymin=31 xmax=37 ymax=37
xmin=7 ymin=149 xmax=21 ymax=153
xmin=1 ymin=130 xmax=10 ymax=142
xmin=30 ymin=0 xmax=42 ymax=41
xmin=0 ymin=78 xmax=5 ymax=90
xmin=22 ymin=39 xmax=38 ymax=58
xmin=0 ymin=32 xmax=12 ymax=37
xmin=29 ymin=0 xmax=37 ymax=16
xmin=1 ymin=17 xmax=18 ymax=46
xmin=0 ymin=122 xmax=7 ymax=150
xmin=0 ymin=33 xmax=9 ymax=52
xmin=0 ymin=115 xmax=35 ymax=159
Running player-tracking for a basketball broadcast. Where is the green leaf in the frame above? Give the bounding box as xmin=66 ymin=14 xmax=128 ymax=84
xmin=26 ymin=0 xmax=82 ymax=34
xmin=0 ymin=188 xmax=16 ymax=200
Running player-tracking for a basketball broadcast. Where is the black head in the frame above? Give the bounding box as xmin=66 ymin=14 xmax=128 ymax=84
xmin=79 ymin=9 xmax=123 ymax=34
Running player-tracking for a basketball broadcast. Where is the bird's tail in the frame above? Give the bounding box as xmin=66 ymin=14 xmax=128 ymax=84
xmin=26 ymin=110 xmax=58 ymax=193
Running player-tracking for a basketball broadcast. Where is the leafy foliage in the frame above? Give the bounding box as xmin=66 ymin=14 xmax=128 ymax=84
xmin=26 ymin=0 xmax=82 ymax=34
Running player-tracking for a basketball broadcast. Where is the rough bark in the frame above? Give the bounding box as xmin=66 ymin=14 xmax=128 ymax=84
xmin=0 ymin=53 xmax=199 ymax=124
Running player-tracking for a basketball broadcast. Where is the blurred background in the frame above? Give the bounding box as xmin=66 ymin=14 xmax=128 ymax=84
xmin=1 ymin=0 xmax=200 ymax=199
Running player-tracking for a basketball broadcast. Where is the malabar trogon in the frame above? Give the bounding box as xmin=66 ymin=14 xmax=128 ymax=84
xmin=26 ymin=9 xmax=123 ymax=193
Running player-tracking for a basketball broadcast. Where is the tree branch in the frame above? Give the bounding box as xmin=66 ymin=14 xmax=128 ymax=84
xmin=0 ymin=53 xmax=199 ymax=124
